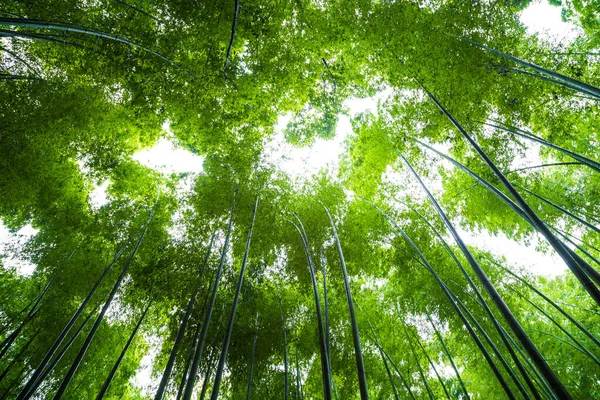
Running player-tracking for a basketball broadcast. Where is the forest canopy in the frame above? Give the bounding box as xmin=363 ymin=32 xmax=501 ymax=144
xmin=1 ymin=0 xmax=600 ymax=399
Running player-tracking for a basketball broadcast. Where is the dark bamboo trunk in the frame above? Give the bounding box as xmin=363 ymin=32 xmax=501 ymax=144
xmin=182 ymin=191 xmax=237 ymax=400
xmin=211 ymin=197 xmax=258 ymax=399
xmin=17 ymin=237 xmax=132 ymax=400
xmin=52 ymin=209 xmax=154 ymax=399
xmin=401 ymin=150 xmax=571 ymax=399
xmin=155 ymin=224 xmax=219 ymax=400
xmin=288 ymin=217 xmax=332 ymax=400
xmin=322 ymin=204 xmax=369 ymax=400
xmin=96 ymin=302 xmax=151 ymax=399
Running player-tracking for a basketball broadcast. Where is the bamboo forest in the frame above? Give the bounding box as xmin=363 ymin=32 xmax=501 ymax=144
xmin=2 ymin=0 xmax=600 ymax=399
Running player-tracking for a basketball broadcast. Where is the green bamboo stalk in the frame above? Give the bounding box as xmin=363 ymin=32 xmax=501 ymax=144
xmin=450 ymin=280 xmax=558 ymax=400
xmin=175 ymin=321 xmax=201 ymax=400
xmin=27 ymin=310 xmax=96 ymax=396
xmin=321 ymin=203 xmax=369 ymax=400
xmin=211 ymin=197 xmax=259 ymax=400
xmin=400 ymin=152 xmax=567 ymax=398
xmin=381 ymin=347 xmax=417 ymax=400
xmin=492 ymin=261 xmax=600 ymax=349
xmin=415 ymin=140 xmax=600 ymax=288
xmin=246 ymin=313 xmax=259 ymax=400
xmin=412 ymin=331 xmax=451 ymax=399
xmin=425 ymin=313 xmax=470 ymax=400
xmin=280 ymin=297 xmax=289 ymax=400
xmin=182 ymin=190 xmax=237 ymax=400
xmin=362 ymin=199 xmax=516 ymax=398
xmin=295 ymin=346 xmax=302 ymax=400
xmin=486 ymin=121 xmax=600 ymax=174
xmin=17 ymin=237 xmax=132 ymax=400
xmin=288 ymin=217 xmax=332 ymax=400
xmin=0 ymin=330 xmax=38 ymax=382
xmin=460 ymin=38 xmax=600 ymax=99
xmin=517 ymin=185 xmax=600 ymax=235
xmin=424 ymin=89 xmax=600 ymax=309
xmin=488 ymin=64 xmax=600 ymax=99
xmin=403 ymin=325 xmax=435 ymax=400
xmin=388 ymin=197 xmax=539 ymax=399
xmin=450 ymin=291 xmax=531 ymax=399
xmin=0 ymin=18 xmax=194 ymax=79
xmin=199 ymin=344 xmax=219 ymax=400
xmin=155 ymin=224 xmax=219 ymax=400
xmin=96 ymin=301 xmax=152 ymax=399
xmin=506 ymin=162 xmax=583 ymax=175
xmin=509 ymin=288 xmax=600 ymax=368
xmin=319 ymin=248 xmax=333 ymax=391
xmin=53 ymin=208 xmax=155 ymax=399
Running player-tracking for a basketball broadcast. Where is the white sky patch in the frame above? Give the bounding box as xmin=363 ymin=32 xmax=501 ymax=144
xmin=133 ymin=121 xmax=204 ymax=175
xmin=90 ymin=180 xmax=111 ymax=210
xmin=264 ymin=90 xmax=395 ymax=180
xmin=132 ymin=333 xmax=162 ymax=396
xmin=456 ymin=227 xmax=565 ymax=277
xmin=133 ymin=138 xmax=204 ymax=174
xmin=264 ymin=114 xmax=351 ymax=179
xmin=520 ymin=1 xmax=582 ymax=43
xmin=0 ymin=222 xmax=38 ymax=275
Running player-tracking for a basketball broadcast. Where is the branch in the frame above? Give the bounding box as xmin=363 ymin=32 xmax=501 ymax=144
xmin=223 ymin=0 xmax=240 ymax=80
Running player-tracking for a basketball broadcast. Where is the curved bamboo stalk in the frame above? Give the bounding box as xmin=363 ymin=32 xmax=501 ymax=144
xmin=403 ymin=325 xmax=435 ymax=400
xmin=485 ymin=121 xmax=600 ymax=174
xmin=287 ymin=217 xmax=332 ymax=400
xmin=460 ymin=37 xmax=600 ymax=99
xmin=415 ymin=140 xmax=600 ymax=287
xmin=25 ymin=310 xmax=96 ymax=397
xmin=450 ymin=291 xmax=531 ymax=399
xmin=506 ymin=162 xmax=583 ymax=175
xmin=0 ymin=18 xmax=195 ymax=80
xmin=381 ymin=347 xmax=417 ymax=400
xmin=517 ymin=185 xmax=600 ymax=235
xmin=412 ymin=331 xmax=451 ymax=399
xmin=175 ymin=321 xmax=202 ymax=400
xmin=17 ymin=238 xmax=131 ymax=400
xmin=246 ymin=313 xmax=259 ymax=400
xmin=223 ymin=0 xmax=240 ymax=75
xmin=0 ymin=330 xmax=39 ymax=382
xmin=423 ymin=89 xmax=600 ymax=310
xmin=295 ymin=346 xmax=302 ymax=400
xmin=491 ymin=261 xmax=600 ymax=349
xmin=280 ymin=296 xmax=289 ymax=400
xmin=362 ymin=199 xmax=516 ymax=398
xmin=390 ymin=197 xmax=540 ymax=398
xmin=426 ymin=313 xmax=470 ymax=400
xmin=510 ymin=289 xmax=600 ymax=369
xmin=319 ymin=248 xmax=333 ymax=390
xmin=366 ymin=323 xmax=399 ymax=400
xmin=321 ymin=203 xmax=369 ymax=400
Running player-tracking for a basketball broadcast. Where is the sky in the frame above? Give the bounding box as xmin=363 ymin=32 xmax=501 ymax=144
xmin=0 ymin=2 xmax=585 ymax=280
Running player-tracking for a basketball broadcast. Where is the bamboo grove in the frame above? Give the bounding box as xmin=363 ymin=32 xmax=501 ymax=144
xmin=1 ymin=0 xmax=600 ymax=399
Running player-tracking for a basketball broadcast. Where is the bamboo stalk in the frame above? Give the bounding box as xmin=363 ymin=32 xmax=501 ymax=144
xmin=211 ymin=197 xmax=259 ymax=400
xmin=53 ymin=208 xmax=155 ymax=399
xmin=321 ymin=203 xmax=369 ymax=400
xmin=288 ymin=216 xmax=332 ymax=400
xmin=182 ymin=191 xmax=237 ymax=400
xmin=96 ymin=301 xmax=152 ymax=399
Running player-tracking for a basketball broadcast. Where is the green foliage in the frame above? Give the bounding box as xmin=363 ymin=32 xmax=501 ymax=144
xmin=1 ymin=0 xmax=600 ymax=399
